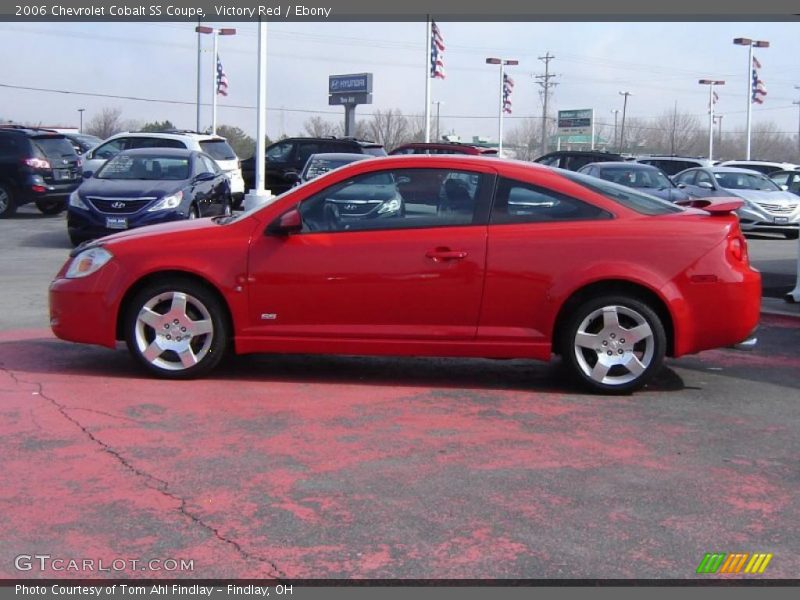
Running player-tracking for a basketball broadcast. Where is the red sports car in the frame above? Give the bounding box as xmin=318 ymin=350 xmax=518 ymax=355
xmin=49 ymin=156 xmax=760 ymax=393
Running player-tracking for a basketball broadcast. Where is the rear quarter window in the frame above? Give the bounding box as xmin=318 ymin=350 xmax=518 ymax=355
xmin=362 ymin=146 xmax=388 ymax=157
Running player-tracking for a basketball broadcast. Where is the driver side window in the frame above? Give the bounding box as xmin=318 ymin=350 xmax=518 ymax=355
xmin=298 ymin=168 xmax=488 ymax=233
xmin=92 ymin=139 xmax=127 ymax=160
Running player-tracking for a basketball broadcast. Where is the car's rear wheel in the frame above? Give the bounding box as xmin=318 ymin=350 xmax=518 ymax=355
xmin=0 ymin=183 xmax=16 ymax=218
xmin=124 ymin=280 xmax=229 ymax=379
xmin=561 ymin=295 xmax=666 ymax=394
xmin=35 ymin=199 xmax=66 ymax=215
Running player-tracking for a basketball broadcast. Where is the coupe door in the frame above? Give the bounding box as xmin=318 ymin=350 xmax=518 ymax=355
xmin=245 ymin=167 xmax=494 ymax=341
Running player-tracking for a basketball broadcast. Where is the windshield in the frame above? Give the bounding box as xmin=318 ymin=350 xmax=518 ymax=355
xmin=199 ymin=139 xmax=237 ymax=161
xmin=560 ymin=169 xmax=683 ymax=215
xmin=97 ymin=154 xmax=190 ymax=180
xmin=304 ymin=157 xmax=365 ymax=180
xmin=714 ymin=171 xmax=781 ymax=191
xmin=596 ymin=167 xmax=672 ymax=189
xmin=32 ymin=136 xmax=77 ymax=159
xmin=362 ymin=146 xmax=387 ymax=157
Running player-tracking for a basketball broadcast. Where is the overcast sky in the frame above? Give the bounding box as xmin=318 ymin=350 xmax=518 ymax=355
xmin=1 ymin=20 xmax=798 ymax=144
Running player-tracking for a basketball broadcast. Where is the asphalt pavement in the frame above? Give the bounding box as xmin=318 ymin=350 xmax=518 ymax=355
xmin=0 ymin=207 xmax=798 ymax=580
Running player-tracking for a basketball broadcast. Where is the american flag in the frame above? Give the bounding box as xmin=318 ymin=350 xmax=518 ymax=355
xmin=503 ymin=73 xmax=514 ymax=114
xmin=709 ymin=90 xmax=719 ymax=109
xmin=216 ymin=54 xmax=229 ymax=96
xmin=430 ymin=21 xmax=445 ymax=79
xmin=751 ymin=56 xmax=766 ymax=104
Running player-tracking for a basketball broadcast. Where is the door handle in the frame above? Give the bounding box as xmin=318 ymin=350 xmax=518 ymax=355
xmin=425 ymin=248 xmax=468 ymax=262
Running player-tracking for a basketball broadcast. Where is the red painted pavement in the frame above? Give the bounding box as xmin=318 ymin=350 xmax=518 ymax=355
xmin=1 ymin=321 xmax=798 ymax=579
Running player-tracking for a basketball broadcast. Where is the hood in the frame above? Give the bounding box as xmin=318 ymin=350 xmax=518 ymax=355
xmin=79 ymin=178 xmax=184 ymax=198
xmin=91 ymin=217 xmax=220 ymax=248
xmin=723 ymin=189 xmax=798 ymax=205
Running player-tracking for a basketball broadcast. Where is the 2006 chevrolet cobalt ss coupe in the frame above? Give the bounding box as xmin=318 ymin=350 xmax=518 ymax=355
xmin=50 ymin=156 xmax=760 ymax=393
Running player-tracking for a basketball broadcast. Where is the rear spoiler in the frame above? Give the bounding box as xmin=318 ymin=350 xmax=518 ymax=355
xmin=674 ymin=197 xmax=744 ymax=215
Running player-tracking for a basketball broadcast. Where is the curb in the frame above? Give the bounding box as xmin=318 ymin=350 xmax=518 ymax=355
xmin=760 ymin=296 xmax=800 ymax=320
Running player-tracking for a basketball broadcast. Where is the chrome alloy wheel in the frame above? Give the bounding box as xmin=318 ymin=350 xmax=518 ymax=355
xmin=573 ymin=305 xmax=655 ymax=387
xmin=133 ymin=291 xmax=214 ymax=371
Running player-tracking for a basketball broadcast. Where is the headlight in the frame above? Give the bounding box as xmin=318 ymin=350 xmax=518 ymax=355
xmin=147 ymin=190 xmax=184 ymax=212
xmin=65 ymin=247 xmax=113 ymax=279
xmin=377 ymin=198 xmax=401 ymax=215
xmin=69 ymin=190 xmax=89 ymax=210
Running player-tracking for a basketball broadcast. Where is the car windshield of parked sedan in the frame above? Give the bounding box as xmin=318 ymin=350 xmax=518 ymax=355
xmin=714 ymin=171 xmax=782 ymax=191
xmin=304 ymin=157 xmax=365 ymax=180
xmin=97 ymin=154 xmax=191 ymax=180
xmin=559 ymin=169 xmax=684 ymax=216
xmin=596 ymin=167 xmax=672 ymax=190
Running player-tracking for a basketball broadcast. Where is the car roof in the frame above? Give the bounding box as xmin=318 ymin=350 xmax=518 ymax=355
xmin=107 ymin=131 xmax=225 ymax=142
xmin=718 ymin=160 xmax=796 ymax=166
xmin=308 ymin=152 xmax=372 ymax=160
xmin=118 ymin=147 xmax=197 ymax=157
xmin=586 ymin=161 xmax=661 ymax=169
xmin=281 ymin=136 xmax=383 ymax=146
xmin=707 ymin=166 xmax=765 ymax=174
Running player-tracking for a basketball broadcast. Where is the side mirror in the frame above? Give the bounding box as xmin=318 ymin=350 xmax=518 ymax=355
xmin=698 ymin=181 xmax=714 ymax=190
xmin=82 ymin=171 xmax=93 ymax=179
xmin=676 ymin=183 xmax=686 ymax=189
xmin=285 ymin=171 xmax=300 ymax=183
xmin=780 ymin=184 xmax=789 ymax=191
xmin=266 ymin=208 xmax=302 ymax=236
xmin=193 ymin=172 xmax=216 ymax=183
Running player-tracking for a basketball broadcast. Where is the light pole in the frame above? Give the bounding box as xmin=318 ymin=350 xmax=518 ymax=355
xmin=618 ymin=91 xmax=632 ymax=154
xmin=195 ymin=25 xmax=236 ymax=134
xmin=610 ymin=109 xmax=620 ymax=151
xmin=486 ymin=57 xmax=518 ymax=156
xmin=77 ymin=108 xmax=85 ymax=134
xmin=432 ymin=100 xmax=444 ymax=141
xmin=794 ymin=85 xmax=800 ymax=156
xmin=733 ymin=37 xmax=769 ymax=160
xmin=699 ymin=79 xmax=725 ymax=161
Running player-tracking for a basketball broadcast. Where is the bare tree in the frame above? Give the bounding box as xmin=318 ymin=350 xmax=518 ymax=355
xmin=365 ymin=109 xmax=412 ymax=151
xmin=84 ymin=107 xmax=125 ymax=139
xmin=504 ymin=118 xmax=541 ymax=160
xmin=303 ymin=116 xmax=338 ymax=137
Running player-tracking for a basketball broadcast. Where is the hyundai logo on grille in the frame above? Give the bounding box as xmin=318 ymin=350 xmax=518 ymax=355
xmin=344 ymin=204 xmax=357 ymax=210
xmin=111 ymin=201 xmax=126 ymax=209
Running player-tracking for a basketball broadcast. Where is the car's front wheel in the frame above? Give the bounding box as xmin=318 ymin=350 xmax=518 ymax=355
xmin=561 ymin=295 xmax=666 ymax=394
xmin=124 ymin=279 xmax=229 ymax=379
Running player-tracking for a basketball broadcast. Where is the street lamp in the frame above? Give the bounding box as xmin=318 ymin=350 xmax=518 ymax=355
xmin=486 ymin=57 xmax=519 ymax=156
xmin=195 ymin=25 xmax=237 ymax=134
xmin=733 ymin=37 xmax=769 ymax=159
xmin=77 ymin=108 xmax=85 ymax=134
xmin=610 ymin=109 xmax=620 ymax=151
xmin=699 ymin=79 xmax=725 ymax=160
xmin=618 ymin=91 xmax=632 ymax=153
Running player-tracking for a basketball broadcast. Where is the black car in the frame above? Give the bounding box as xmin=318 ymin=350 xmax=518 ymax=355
xmin=241 ymin=137 xmax=386 ymax=194
xmin=67 ymin=148 xmax=231 ymax=246
xmin=0 ymin=126 xmax=82 ymax=218
xmin=534 ymin=150 xmax=626 ymax=172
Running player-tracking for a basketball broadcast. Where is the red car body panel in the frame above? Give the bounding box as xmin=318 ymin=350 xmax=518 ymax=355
xmin=49 ymin=156 xmax=761 ymax=363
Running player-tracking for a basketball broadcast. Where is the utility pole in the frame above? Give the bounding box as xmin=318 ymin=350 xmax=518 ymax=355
xmin=794 ymin=86 xmax=800 ymax=155
xmin=535 ymin=52 xmax=558 ymax=157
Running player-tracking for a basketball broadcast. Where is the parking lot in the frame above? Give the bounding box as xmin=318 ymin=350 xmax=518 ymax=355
xmin=1 ymin=207 xmax=799 ymax=579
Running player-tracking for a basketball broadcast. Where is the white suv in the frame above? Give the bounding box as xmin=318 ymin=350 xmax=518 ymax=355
xmin=82 ymin=131 xmax=245 ymax=205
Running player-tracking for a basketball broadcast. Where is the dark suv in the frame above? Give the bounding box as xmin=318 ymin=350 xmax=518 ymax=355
xmin=389 ymin=142 xmax=498 ymax=156
xmin=0 ymin=126 xmax=81 ymax=218
xmin=534 ymin=150 xmax=626 ymax=172
xmin=241 ymin=137 xmax=386 ymax=194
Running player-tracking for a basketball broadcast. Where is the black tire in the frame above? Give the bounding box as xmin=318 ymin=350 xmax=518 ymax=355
xmin=124 ymin=278 xmax=230 ymax=379
xmin=0 ymin=183 xmax=17 ymax=218
xmin=783 ymin=230 xmax=799 ymax=240
xmin=189 ymin=204 xmax=200 ymax=219
xmin=35 ymin=199 xmax=66 ymax=215
xmin=559 ymin=295 xmax=666 ymax=394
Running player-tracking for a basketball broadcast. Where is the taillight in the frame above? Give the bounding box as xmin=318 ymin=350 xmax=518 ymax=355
xmin=728 ymin=234 xmax=749 ymax=264
xmin=23 ymin=157 xmax=51 ymax=169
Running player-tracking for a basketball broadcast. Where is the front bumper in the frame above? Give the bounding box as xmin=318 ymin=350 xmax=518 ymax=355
xmin=738 ymin=202 xmax=800 ymax=233
xmin=67 ymin=206 xmax=188 ymax=243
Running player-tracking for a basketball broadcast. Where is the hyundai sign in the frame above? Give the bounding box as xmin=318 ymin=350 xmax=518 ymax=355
xmin=557 ymin=109 xmax=594 ymax=135
xmin=329 ymin=73 xmax=373 ymax=95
